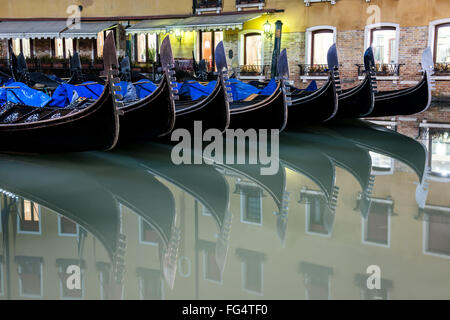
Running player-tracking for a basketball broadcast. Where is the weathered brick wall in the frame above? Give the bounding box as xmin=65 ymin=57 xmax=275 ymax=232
xmin=281 ymin=32 xmax=304 ymax=86
xmin=0 ymin=39 xmax=7 ymax=58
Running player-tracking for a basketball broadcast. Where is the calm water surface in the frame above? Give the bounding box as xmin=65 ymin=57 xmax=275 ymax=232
xmin=0 ymin=120 xmax=449 ymax=300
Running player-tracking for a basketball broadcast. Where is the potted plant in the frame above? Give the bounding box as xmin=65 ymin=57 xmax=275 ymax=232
xmin=93 ymin=57 xmax=104 ymax=69
xmin=26 ymin=57 xmax=36 ymax=69
xmin=39 ymin=55 xmax=52 ymax=69
xmin=52 ymin=57 xmax=64 ymax=69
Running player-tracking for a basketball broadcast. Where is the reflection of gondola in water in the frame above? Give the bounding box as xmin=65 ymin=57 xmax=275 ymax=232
xmin=0 ymin=152 xmax=179 ymax=295
xmin=327 ymin=119 xmax=430 ymax=208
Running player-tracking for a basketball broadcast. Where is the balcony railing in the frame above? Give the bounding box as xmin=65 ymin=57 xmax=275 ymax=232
xmin=237 ymin=64 xmax=271 ymax=78
xmin=356 ymin=64 xmax=403 ymax=77
xmin=299 ymin=64 xmax=330 ymax=76
xmin=194 ymin=0 xmax=222 ymax=13
xmin=236 ymin=0 xmax=265 ymax=10
xmin=434 ymin=63 xmax=450 ymax=75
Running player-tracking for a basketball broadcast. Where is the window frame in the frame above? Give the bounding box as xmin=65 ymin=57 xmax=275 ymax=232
xmin=138 ymin=217 xmax=159 ymax=246
xmin=138 ymin=272 xmax=165 ymax=300
xmin=16 ymin=200 xmax=41 ymax=235
xmin=59 ymin=265 xmax=85 ymax=300
xmin=422 ymin=204 xmax=450 ymax=259
xmin=241 ymin=259 xmax=264 ymax=296
xmin=202 ymin=250 xmax=223 ymax=284
xmin=58 ymin=215 xmax=79 ymax=237
xmin=305 ymin=26 xmax=337 ymax=66
xmin=361 ymin=198 xmax=393 ymax=248
xmin=419 ymin=122 xmax=450 ymax=182
xmin=428 ymin=19 xmax=450 ymax=77
xmin=302 ymin=190 xmax=334 ymax=238
xmin=239 ymin=190 xmax=263 ymax=226
xmin=18 ymin=260 xmax=43 ymax=299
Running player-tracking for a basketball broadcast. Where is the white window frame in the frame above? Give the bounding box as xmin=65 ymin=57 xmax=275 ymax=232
xmin=302 ymin=26 xmax=337 ymax=81
xmin=363 ymin=22 xmax=400 ymax=81
xmin=241 ymin=260 xmax=264 ymax=296
xmin=240 ymin=191 xmax=263 ymax=226
xmin=57 ymin=215 xmax=79 ymax=237
xmin=369 ymin=151 xmax=395 ymax=176
xmin=361 ymin=198 xmax=392 ymax=248
xmin=419 ymin=122 xmax=450 ymax=182
xmin=236 ymin=0 xmax=264 ymax=11
xmin=138 ymin=217 xmax=159 ymax=246
xmin=422 ymin=204 xmax=450 ymax=259
xmin=99 ymin=267 xmax=125 ymax=300
xmin=18 ymin=262 xmax=43 ymax=299
xmin=59 ymin=267 xmax=85 ymax=300
xmin=237 ymin=29 xmax=265 ymax=80
xmin=202 ymin=205 xmax=212 ymax=217
xmin=16 ymin=202 xmax=41 ymax=235
xmin=202 ymin=251 xmax=223 ymax=284
xmin=428 ymin=18 xmax=450 ymax=80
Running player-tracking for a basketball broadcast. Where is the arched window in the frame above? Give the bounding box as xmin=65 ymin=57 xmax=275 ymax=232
xmin=434 ymin=23 xmax=450 ymax=64
xmin=305 ymin=26 xmax=336 ymax=66
xmin=244 ymin=32 xmax=262 ymax=66
xmin=364 ymin=23 xmax=399 ymax=65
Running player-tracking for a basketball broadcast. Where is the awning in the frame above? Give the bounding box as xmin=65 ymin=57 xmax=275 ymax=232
xmin=126 ymin=13 xmax=262 ymax=34
xmin=60 ymin=22 xmax=117 ymax=39
xmin=0 ymin=21 xmax=67 ymax=39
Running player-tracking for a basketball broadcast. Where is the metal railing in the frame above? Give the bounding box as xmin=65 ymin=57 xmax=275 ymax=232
xmin=236 ymin=0 xmax=265 ymax=5
xmin=237 ymin=64 xmax=270 ymax=78
xmin=356 ymin=64 xmax=403 ymax=77
xmin=194 ymin=0 xmax=222 ymax=9
xmin=434 ymin=63 xmax=450 ymax=75
xmin=299 ymin=64 xmax=330 ymax=76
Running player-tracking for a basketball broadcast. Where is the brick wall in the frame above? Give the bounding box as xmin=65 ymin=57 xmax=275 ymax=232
xmin=0 ymin=39 xmax=7 ymax=58
xmin=34 ymin=39 xmax=52 ymax=57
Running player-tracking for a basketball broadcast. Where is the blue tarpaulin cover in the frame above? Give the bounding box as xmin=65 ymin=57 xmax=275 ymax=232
xmin=179 ymin=81 xmax=212 ymax=101
xmin=134 ymin=79 xmax=157 ymax=99
xmin=0 ymin=82 xmax=51 ymax=107
xmin=49 ymin=81 xmax=104 ymax=107
xmin=259 ymin=78 xmax=277 ymax=96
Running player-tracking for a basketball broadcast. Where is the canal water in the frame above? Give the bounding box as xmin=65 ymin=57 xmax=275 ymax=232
xmin=0 ymin=120 xmax=449 ymax=300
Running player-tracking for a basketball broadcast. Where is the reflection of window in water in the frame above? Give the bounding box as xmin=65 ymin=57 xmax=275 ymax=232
xmin=16 ymin=256 xmax=43 ymax=298
xmin=236 ymin=248 xmax=265 ymax=295
xmin=422 ymin=206 xmax=450 ymax=257
xmin=139 ymin=217 xmax=159 ymax=245
xmin=354 ymin=273 xmax=392 ymax=300
xmin=300 ymin=262 xmax=332 ymax=300
xmin=137 ymin=268 xmax=164 ymax=300
xmin=370 ymin=151 xmax=394 ymax=174
xmin=57 ymin=259 xmax=84 ymax=299
xmin=362 ymin=201 xmax=392 ymax=247
xmin=429 ymin=130 xmax=450 ymax=176
xmin=58 ymin=215 xmax=78 ymax=236
xmin=17 ymin=200 xmax=40 ymax=234
xmin=300 ymin=188 xmax=334 ymax=237
xmin=236 ymin=184 xmax=263 ymax=225
xmin=199 ymin=240 xmax=222 ymax=283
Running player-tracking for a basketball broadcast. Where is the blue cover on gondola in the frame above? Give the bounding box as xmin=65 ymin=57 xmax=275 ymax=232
xmin=49 ymin=81 xmax=104 ymax=107
xmin=0 ymin=82 xmax=51 ymax=107
xmin=305 ymin=80 xmax=317 ymax=92
xmin=134 ymin=79 xmax=157 ymax=99
xmin=228 ymin=78 xmax=260 ymax=101
xmin=179 ymin=81 xmax=212 ymax=101
xmin=259 ymin=78 xmax=277 ymax=96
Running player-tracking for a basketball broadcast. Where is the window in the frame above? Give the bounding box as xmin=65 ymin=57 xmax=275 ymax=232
xmin=362 ymin=200 xmax=392 ymax=247
xmin=12 ymin=38 xmax=31 ymax=58
xmin=305 ymin=26 xmax=336 ymax=67
xmin=54 ymin=38 xmax=74 ymax=59
xmin=58 ymin=216 xmax=78 ymax=236
xmin=371 ymin=27 xmax=397 ymax=64
xmin=199 ymin=31 xmax=223 ymax=71
xmin=136 ymin=34 xmax=147 ymax=63
xmin=422 ymin=206 xmax=450 ymax=258
xmin=244 ymin=33 xmax=262 ymax=66
xmin=300 ymin=262 xmax=332 ymax=300
xmin=17 ymin=200 xmax=41 ymax=234
xmin=239 ymin=185 xmax=263 ymax=225
xmin=203 ymin=248 xmax=222 ymax=283
xmin=434 ymin=24 xmax=450 ymax=64
xmin=139 ymin=217 xmax=159 ymax=245
xmin=428 ymin=129 xmax=450 ymax=177
xmin=355 ymin=273 xmax=392 ymax=300
xmin=370 ymin=151 xmax=394 ymax=175
xmin=137 ymin=268 xmax=164 ymax=300
xmin=300 ymin=188 xmax=335 ymax=237
xmin=16 ymin=256 xmax=43 ymax=298
xmin=236 ymin=249 xmax=265 ymax=295
xmin=57 ymin=259 xmax=84 ymax=299
xmin=311 ymin=30 xmax=334 ymax=65
xmin=97 ymin=30 xmax=113 ymax=58
xmin=202 ymin=205 xmax=212 ymax=216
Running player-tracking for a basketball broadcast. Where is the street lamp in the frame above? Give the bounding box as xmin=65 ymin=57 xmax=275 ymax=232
xmin=263 ymin=20 xmax=273 ymax=40
xmin=174 ymin=29 xmax=183 ymax=45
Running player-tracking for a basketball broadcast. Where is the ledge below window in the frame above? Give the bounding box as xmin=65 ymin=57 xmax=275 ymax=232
xmin=236 ymin=3 xmax=264 ymax=11
xmin=300 ymin=75 xmax=328 ymax=82
xmin=358 ymin=75 xmax=400 ymax=82
xmin=195 ymin=7 xmax=222 ymax=14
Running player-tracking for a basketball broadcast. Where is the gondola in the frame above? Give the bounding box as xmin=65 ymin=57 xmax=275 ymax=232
xmin=113 ymin=36 xmax=176 ymax=140
xmin=327 ymin=119 xmax=430 ymax=208
xmin=286 ymin=45 xmax=339 ymax=125
xmin=220 ymin=45 xmax=289 ymax=131
xmin=363 ymin=47 xmax=435 ymax=117
xmin=328 ymin=44 xmax=377 ymax=119
xmin=171 ymin=41 xmax=230 ymax=133
xmin=0 ymin=33 xmax=121 ymax=153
